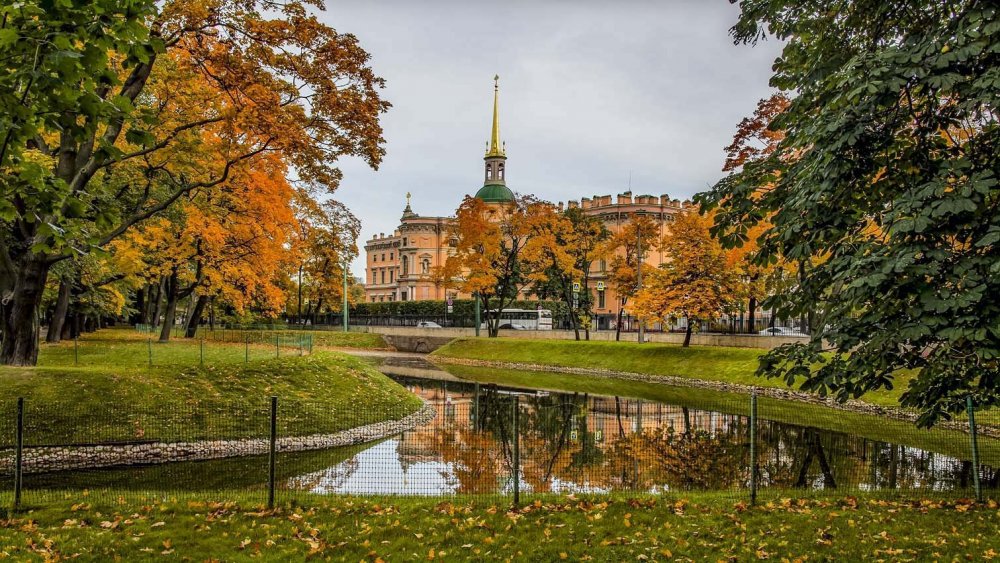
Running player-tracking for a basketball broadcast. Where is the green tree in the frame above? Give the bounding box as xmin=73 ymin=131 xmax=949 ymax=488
xmin=697 ymin=1 xmax=1000 ymax=424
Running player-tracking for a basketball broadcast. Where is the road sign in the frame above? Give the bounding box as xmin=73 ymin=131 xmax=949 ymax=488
xmin=596 ymin=281 xmax=605 ymax=291
xmin=447 ymin=297 xmax=453 ymax=305
xmin=447 ymin=305 xmax=453 ymax=313
xmin=572 ymin=282 xmax=581 ymax=292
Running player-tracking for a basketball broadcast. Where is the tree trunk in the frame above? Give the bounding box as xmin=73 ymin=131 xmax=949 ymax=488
xmin=747 ymin=295 xmax=757 ymax=334
xmin=141 ymin=283 xmax=155 ymax=325
xmin=45 ymin=280 xmax=72 ymax=343
xmin=1 ymin=257 xmax=51 ymax=365
xmin=208 ymin=296 xmax=215 ymax=330
xmin=683 ymin=319 xmax=693 ymax=347
xmin=72 ymin=311 xmax=82 ymax=339
xmin=185 ymin=294 xmax=208 ymax=338
xmin=151 ymin=276 xmax=166 ymax=329
xmin=133 ymin=284 xmax=146 ymax=326
xmin=159 ymin=272 xmax=179 ymax=342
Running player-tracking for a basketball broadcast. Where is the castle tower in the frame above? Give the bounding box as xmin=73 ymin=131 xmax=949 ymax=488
xmin=474 ymin=75 xmax=515 ymax=203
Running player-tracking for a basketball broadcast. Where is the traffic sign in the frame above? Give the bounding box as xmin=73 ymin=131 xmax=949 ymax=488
xmin=572 ymin=281 xmax=581 ymax=292
xmin=596 ymin=281 xmax=605 ymax=291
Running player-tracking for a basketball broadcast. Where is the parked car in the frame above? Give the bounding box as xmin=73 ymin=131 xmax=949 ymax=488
xmin=498 ymin=323 xmax=527 ymax=330
xmin=758 ymin=326 xmax=808 ymax=337
xmin=416 ymin=321 xmax=442 ymax=328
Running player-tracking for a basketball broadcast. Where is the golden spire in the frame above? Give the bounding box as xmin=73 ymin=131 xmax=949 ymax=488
xmin=486 ymin=74 xmax=505 ymax=157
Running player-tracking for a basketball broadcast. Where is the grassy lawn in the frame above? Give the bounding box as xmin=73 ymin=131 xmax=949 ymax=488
xmin=438 ymin=364 xmax=1000 ymax=466
xmin=192 ymin=327 xmax=390 ymax=350
xmin=0 ymin=492 xmax=997 ymax=560
xmin=0 ymin=330 xmax=421 ymax=445
xmin=433 ymin=338 xmax=911 ymax=408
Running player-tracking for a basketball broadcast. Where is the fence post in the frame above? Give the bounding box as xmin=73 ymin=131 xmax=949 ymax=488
xmin=200 ymin=338 xmax=204 ymax=368
xmin=268 ymin=396 xmax=278 ymax=510
xmin=147 ymin=338 xmax=152 ymax=367
xmin=298 ymin=333 xmax=303 ymax=356
xmin=512 ymin=395 xmax=520 ymax=506
xmin=74 ymin=336 xmax=79 ymax=366
xmin=966 ymin=396 xmax=982 ymax=502
xmin=750 ymin=390 xmax=758 ymax=506
xmin=14 ymin=397 xmax=24 ymax=511
xmin=275 ymin=333 xmax=279 ymax=358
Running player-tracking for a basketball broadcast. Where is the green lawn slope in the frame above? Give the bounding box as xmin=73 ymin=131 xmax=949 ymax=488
xmin=432 ymin=338 xmax=910 ymax=408
xmin=0 ymin=330 xmax=421 ymax=445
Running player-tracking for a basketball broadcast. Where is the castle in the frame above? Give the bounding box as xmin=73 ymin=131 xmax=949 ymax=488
xmin=363 ymin=77 xmax=690 ymax=330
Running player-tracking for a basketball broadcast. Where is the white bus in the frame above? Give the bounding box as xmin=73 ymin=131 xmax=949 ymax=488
xmin=483 ymin=308 xmax=553 ymax=331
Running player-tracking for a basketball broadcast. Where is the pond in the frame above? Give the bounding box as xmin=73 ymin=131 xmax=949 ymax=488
xmin=14 ymin=357 xmax=999 ymax=499
xmin=281 ymin=359 xmax=997 ymax=497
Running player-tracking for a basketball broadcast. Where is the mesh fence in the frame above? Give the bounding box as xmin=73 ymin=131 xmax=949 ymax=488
xmin=2 ymin=377 xmax=998 ymax=512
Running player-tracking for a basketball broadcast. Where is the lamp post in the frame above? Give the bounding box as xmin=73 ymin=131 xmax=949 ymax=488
xmin=636 ymin=226 xmax=645 ymax=344
xmin=342 ymin=258 xmax=350 ymax=332
xmin=297 ymin=263 xmax=303 ymax=326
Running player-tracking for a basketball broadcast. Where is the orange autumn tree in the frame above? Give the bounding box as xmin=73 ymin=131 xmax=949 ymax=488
xmin=633 ymin=210 xmax=739 ymax=347
xmin=603 ymin=215 xmax=661 ymax=341
xmin=523 ymin=206 xmax=610 ymax=341
xmin=292 ymin=196 xmax=361 ymax=324
xmin=435 ymin=195 xmax=540 ymax=337
xmin=1 ymin=0 xmax=388 ymax=365
xmin=720 ymin=94 xmax=792 ymax=332
xmin=119 ymin=152 xmax=299 ymax=340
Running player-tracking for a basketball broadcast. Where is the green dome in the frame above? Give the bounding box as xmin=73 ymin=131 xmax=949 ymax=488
xmin=475 ymin=183 xmax=514 ymax=203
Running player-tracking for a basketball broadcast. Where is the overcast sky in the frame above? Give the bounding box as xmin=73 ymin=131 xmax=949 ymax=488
xmin=320 ymin=1 xmax=783 ymax=276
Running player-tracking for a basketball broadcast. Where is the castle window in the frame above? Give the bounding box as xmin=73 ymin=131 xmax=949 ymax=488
xmin=486 ymin=166 xmax=493 ymax=181
xmin=402 ymin=256 xmax=409 ymax=275
xmin=499 ymin=163 xmax=505 ymax=180
xmin=390 ymin=270 xmax=394 ymax=283
xmin=389 ymin=252 xmax=393 ymax=260
xmin=403 ymin=237 xmax=408 ymax=246
xmin=381 ymin=270 xmax=385 ymax=284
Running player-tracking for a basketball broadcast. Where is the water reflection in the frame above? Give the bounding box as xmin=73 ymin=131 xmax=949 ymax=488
xmin=282 ymin=376 xmax=995 ymax=496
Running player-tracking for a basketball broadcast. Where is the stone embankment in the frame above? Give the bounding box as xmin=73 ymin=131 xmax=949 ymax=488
xmin=432 ymin=357 xmax=999 ymax=439
xmin=0 ymin=402 xmax=435 ymax=475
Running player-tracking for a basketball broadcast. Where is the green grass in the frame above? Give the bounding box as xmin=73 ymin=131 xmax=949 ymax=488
xmin=1 ymin=492 xmax=998 ymax=560
xmin=195 ymin=327 xmax=390 ymax=350
xmin=0 ymin=330 xmax=421 ymax=445
xmin=433 ymin=338 xmax=911 ymax=408
xmin=438 ymin=364 xmax=1000 ymax=465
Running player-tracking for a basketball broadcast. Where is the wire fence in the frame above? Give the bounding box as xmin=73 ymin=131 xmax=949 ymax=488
xmin=1 ymin=377 xmax=997 ymax=512
xmin=129 ymin=324 xmax=313 ymax=362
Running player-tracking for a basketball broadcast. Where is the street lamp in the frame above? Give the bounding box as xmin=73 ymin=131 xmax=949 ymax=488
xmin=342 ymin=256 xmax=350 ymax=333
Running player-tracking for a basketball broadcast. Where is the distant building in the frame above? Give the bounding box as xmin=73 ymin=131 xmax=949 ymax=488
xmin=363 ymin=77 xmax=690 ymax=328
